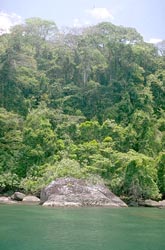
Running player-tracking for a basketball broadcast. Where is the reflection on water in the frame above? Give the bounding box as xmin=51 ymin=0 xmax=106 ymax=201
xmin=0 ymin=205 xmax=164 ymax=250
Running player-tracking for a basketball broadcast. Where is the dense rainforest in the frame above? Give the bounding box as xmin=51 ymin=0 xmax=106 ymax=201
xmin=0 ymin=18 xmax=164 ymax=201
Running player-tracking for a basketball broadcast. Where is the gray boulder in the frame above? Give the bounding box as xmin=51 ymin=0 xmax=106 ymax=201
xmin=143 ymin=199 xmax=159 ymax=207
xmin=40 ymin=177 xmax=127 ymax=207
xmin=158 ymin=200 xmax=165 ymax=208
xmin=22 ymin=195 xmax=40 ymax=204
xmin=0 ymin=196 xmax=17 ymax=204
xmin=139 ymin=199 xmax=165 ymax=208
xmin=11 ymin=192 xmax=25 ymax=201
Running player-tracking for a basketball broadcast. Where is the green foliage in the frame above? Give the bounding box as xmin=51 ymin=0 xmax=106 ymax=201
xmin=20 ymin=158 xmax=87 ymax=193
xmin=78 ymin=121 xmax=101 ymax=141
xmin=17 ymin=105 xmax=57 ymax=177
xmin=107 ymin=151 xmax=161 ymax=200
xmin=156 ymin=152 xmax=165 ymax=195
xmin=123 ymin=156 xmax=160 ymax=200
xmin=0 ymin=108 xmax=23 ymax=175
xmin=0 ymin=19 xmax=164 ymax=200
xmin=0 ymin=173 xmax=20 ymax=192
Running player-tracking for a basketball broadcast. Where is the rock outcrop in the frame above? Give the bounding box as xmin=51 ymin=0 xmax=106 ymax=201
xmin=22 ymin=196 xmax=40 ymax=204
xmin=0 ymin=196 xmax=18 ymax=204
xmin=159 ymin=200 xmax=165 ymax=207
xmin=0 ymin=195 xmax=40 ymax=205
xmin=11 ymin=192 xmax=25 ymax=201
xmin=40 ymin=177 xmax=127 ymax=207
xmin=139 ymin=199 xmax=165 ymax=208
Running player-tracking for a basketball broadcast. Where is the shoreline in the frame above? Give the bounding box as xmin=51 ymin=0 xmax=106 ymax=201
xmin=0 ymin=195 xmax=165 ymax=208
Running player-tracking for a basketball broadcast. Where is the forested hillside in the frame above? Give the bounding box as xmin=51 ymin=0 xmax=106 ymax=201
xmin=0 ymin=18 xmax=164 ymax=201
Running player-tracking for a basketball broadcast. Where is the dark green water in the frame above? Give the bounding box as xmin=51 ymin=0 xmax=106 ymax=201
xmin=0 ymin=205 xmax=165 ymax=250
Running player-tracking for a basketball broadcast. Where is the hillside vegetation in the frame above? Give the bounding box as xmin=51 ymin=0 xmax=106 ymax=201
xmin=0 ymin=18 xmax=164 ymax=200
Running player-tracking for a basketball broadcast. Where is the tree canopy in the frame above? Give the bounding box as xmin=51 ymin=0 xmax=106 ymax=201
xmin=0 ymin=19 xmax=164 ymax=200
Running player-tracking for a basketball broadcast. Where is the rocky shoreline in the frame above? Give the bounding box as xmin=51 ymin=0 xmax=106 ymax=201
xmin=0 ymin=195 xmax=165 ymax=208
xmin=0 ymin=178 xmax=164 ymax=208
xmin=1 ymin=195 xmax=165 ymax=208
xmin=0 ymin=193 xmax=40 ymax=205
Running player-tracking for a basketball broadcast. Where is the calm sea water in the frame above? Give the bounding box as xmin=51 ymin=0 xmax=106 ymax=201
xmin=0 ymin=205 xmax=164 ymax=250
